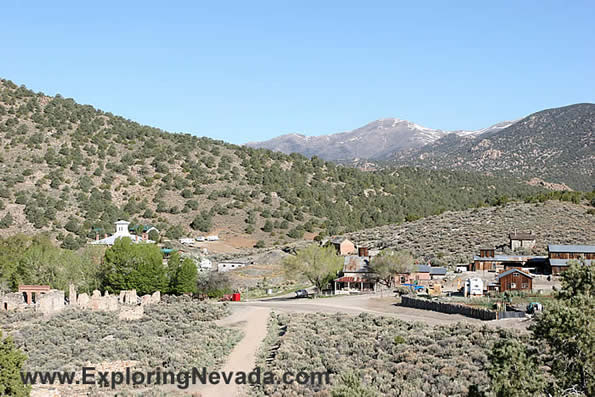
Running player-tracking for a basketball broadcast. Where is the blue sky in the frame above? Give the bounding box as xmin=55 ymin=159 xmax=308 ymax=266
xmin=2 ymin=1 xmax=594 ymax=144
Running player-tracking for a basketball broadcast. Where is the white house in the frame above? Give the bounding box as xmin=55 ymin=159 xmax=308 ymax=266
xmin=90 ymin=220 xmax=155 ymax=246
xmin=464 ymin=278 xmax=484 ymax=297
xmin=217 ymin=261 xmax=246 ymax=272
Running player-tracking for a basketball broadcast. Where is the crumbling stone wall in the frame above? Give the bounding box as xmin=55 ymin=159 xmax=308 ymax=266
xmin=68 ymin=285 xmax=160 ymax=320
xmin=1 ymin=292 xmax=25 ymax=311
xmin=37 ymin=290 xmax=65 ymax=315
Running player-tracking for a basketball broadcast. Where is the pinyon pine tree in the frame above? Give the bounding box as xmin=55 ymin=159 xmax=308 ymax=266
xmin=0 ymin=331 xmax=30 ymax=397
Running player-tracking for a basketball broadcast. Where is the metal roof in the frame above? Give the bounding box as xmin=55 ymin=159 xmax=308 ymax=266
xmin=496 ymin=268 xmax=534 ymax=280
xmin=473 ymin=255 xmax=547 ymax=262
xmin=343 ymin=256 xmax=370 ymax=272
xmin=430 ymin=267 xmax=447 ymax=275
xmin=331 ymin=237 xmax=349 ymax=244
xmin=509 ymin=233 xmax=536 ymax=240
xmin=548 ymin=244 xmax=595 ymax=254
xmin=549 ymin=258 xmax=593 ymax=267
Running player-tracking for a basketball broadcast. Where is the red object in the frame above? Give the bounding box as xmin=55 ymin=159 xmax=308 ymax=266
xmin=232 ymin=293 xmax=241 ymax=302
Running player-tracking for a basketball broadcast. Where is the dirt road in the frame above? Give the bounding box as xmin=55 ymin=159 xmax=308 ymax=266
xmin=240 ymin=294 xmax=530 ymax=329
xmin=192 ymin=306 xmax=271 ymax=397
xmin=194 ymin=294 xmax=527 ymax=396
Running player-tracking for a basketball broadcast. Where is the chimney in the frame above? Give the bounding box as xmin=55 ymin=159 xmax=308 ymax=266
xmin=95 ymin=233 xmax=99 ymax=241
xmin=104 ymin=233 xmax=108 ymax=239
xmin=142 ymin=232 xmax=148 ymax=241
xmin=358 ymin=247 xmax=369 ymax=257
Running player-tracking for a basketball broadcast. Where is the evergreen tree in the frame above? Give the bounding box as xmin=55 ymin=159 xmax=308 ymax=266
xmin=0 ymin=331 xmax=30 ymax=397
xmin=0 ymin=212 xmax=13 ymax=229
xmin=487 ymin=338 xmax=545 ymax=396
xmin=530 ymin=260 xmax=594 ymax=395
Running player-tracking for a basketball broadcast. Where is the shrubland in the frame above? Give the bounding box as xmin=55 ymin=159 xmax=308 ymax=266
xmin=253 ymin=312 xmax=519 ymax=397
xmin=0 ymin=78 xmax=555 ymax=245
xmin=2 ymin=298 xmax=237 ymax=374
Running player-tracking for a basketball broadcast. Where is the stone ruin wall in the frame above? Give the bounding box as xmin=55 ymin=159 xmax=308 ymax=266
xmin=2 ymin=285 xmax=160 ymax=320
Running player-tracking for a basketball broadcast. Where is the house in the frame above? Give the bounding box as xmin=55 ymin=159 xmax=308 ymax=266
xmin=497 ymin=268 xmax=533 ymax=292
xmin=333 ymin=255 xmax=376 ymax=293
xmin=472 ymin=247 xmax=547 ymax=272
xmin=89 ymin=220 xmax=155 ymax=245
xmin=330 ymin=237 xmax=356 ymax=256
xmin=548 ymin=244 xmax=595 ymax=274
xmin=464 ymin=278 xmax=484 ymax=296
xmin=217 ymin=261 xmax=246 ymax=272
xmin=509 ymin=231 xmax=536 ymax=250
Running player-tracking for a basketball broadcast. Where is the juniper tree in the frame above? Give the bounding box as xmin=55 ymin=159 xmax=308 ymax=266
xmin=0 ymin=331 xmax=30 ymax=397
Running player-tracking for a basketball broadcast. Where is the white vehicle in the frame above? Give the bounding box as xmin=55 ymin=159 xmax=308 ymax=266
xmin=464 ymin=278 xmax=484 ymax=297
xmin=206 ymin=235 xmax=219 ymax=241
xmin=195 ymin=236 xmax=205 ymax=242
xmin=179 ymin=238 xmax=195 ymax=245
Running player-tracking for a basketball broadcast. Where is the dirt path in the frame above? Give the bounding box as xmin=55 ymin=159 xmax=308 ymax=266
xmin=193 ymin=306 xmax=271 ymax=397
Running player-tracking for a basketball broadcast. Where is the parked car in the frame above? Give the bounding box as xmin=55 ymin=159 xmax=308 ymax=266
xmin=295 ymin=289 xmax=309 ymax=298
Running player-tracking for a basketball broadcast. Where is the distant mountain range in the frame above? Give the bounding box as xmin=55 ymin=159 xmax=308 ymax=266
xmin=246 ymin=119 xmax=515 ymax=161
xmin=393 ymin=103 xmax=595 ymax=190
xmin=247 ymin=104 xmax=595 ymax=190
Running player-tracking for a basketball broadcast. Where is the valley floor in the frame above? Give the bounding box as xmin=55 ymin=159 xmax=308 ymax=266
xmin=195 ymin=293 xmax=529 ymax=397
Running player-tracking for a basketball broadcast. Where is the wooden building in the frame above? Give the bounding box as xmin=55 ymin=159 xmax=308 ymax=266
xmin=548 ymin=244 xmax=595 ymax=275
xmin=497 ymin=268 xmax=533 ymax=292
xmin=472 ymin=247 xmax=547 ymax=272
xmin=334 ymin=255 xmax=375 ymax=293
xmin=509 ymin=231 xmax=536 ymax=250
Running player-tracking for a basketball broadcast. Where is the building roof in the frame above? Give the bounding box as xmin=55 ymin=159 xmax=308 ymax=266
xmin=331 ymin=237 xmax=350 ymax=244
xmin=430 ymin=267 xmax=447 ymax=276
xmin=115 ymin=220 xmax=130 ymax=225
xmin=473 ymin=255 xmax=547 ymax=262
xmin=509 ymin=232 xmax=535 ymax=240
xmin=89 ymin=235 xmax=153 ymax=245
xmin=549 ymin=258 xmax=593 ymax=267
xmin=334 ymin=276 xmax=369 ymax=283
xmin=496 ymin=268 xmax=534 ymax=280
xmin=415 ymin=265 xmax=447 ymax=275
xmin=548 ymin=244 xmax=595 ymax=254
xmin=343 ymin=256 xmax=370 ymax=273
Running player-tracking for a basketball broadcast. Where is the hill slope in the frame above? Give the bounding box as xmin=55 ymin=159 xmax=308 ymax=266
xmin=348 ymin=201 xmax=595 ymax=265
xmin=393 ymin=104 xmax=595 ymax=190
xmin=247 ymin=119 xmax=512 ymax=161
xmin=0 ymin=78 xmax=549 ymax=248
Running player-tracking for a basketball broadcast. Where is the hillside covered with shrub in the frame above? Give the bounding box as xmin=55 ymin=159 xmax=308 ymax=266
xmin=392 ymin=103 xmax=595 ymax=190
xmin=0 ymin=78 xmax=553 ymax=247
xmin=348 ymin=200 xmax=595 ymax=266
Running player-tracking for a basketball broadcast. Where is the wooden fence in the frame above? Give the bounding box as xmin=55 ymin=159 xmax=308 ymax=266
xmin=400 ymin=295 xmax=499 ymax=320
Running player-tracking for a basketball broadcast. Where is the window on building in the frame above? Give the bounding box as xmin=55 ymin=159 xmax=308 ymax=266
xmin=510 ymin=283 xmax=517 ymax=289
xmin=522 ymin=283 xmax=528 ymax=288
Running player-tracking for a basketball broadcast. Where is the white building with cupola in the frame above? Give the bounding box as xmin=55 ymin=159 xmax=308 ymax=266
xmin=89 ymin=220 xmax=155 ymax=245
